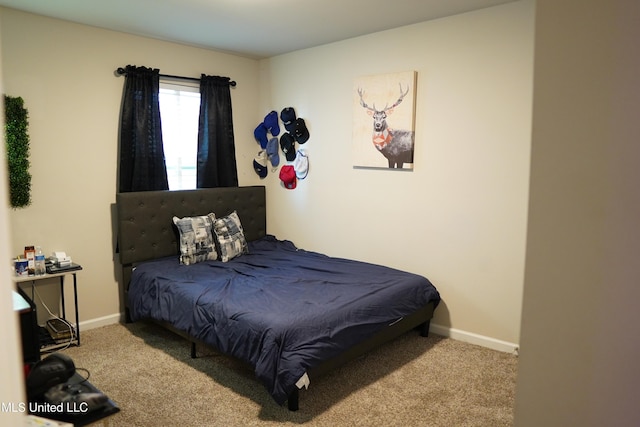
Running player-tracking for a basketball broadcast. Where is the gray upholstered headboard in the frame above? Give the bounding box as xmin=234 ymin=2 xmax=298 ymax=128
xmin=116 ymin=186 xmax=266 ymax=267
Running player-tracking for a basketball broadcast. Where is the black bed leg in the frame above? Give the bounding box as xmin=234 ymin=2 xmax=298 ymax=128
xmin=191 ymin=342 xmax=197 ymax=358
xmin=420 ymin=320 xmax=431 ymax=337
xmin=287 ymin=388 xmax=299 ymax=411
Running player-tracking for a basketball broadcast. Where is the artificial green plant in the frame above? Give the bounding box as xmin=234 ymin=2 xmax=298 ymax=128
xmin=4 ymin=95 xmax=32 ymax=208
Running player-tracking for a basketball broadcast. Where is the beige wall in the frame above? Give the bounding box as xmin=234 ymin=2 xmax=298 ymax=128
xmin=0 ymin=1 xmax=532 ymax=351
xmin=0 ymin=9 xmax=262 ymax=326
xmin=515 ymin=0 xmax=640 ymax=425
xmin=0 ymin=9 xmax=27 ymax=423
xmin=260 ymin=1 xmax=534 ymax=347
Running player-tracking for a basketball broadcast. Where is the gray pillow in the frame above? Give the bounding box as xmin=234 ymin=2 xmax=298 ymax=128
xmin=213 ymin=211 xmax=248 ymax=262
xmin=173 ymin=213 xmax=218 ymax=265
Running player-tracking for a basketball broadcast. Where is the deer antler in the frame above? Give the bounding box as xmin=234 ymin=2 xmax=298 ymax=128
xmin=357 ymin=88 xmax=377 ymax=112
xmin=382 ymin=84 xmax=410 ymax=112
xmin=359 ymin=84 xmax=409 ymax=113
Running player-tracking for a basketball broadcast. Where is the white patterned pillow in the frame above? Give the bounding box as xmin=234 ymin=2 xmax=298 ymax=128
xmin=212 ymin=211 xmax=248 ymax=262
xmin=173 ymin=213 xmax=218 ymax=265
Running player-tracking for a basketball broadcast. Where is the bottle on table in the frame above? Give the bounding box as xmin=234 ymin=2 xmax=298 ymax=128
xmin=35 ymin=246 xmax=46 ymax=276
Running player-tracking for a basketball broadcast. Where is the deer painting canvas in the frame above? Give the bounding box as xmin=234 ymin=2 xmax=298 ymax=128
xmin=353 ymin=71 xmax=417 ymax=169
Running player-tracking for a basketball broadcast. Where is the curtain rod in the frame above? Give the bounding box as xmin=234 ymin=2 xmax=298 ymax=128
xmin=115 ymin=67 xmax=236 ymax=87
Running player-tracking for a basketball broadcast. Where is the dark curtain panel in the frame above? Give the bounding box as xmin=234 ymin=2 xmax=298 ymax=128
xmin=197 ymin=75 xmax=238 ymax=188
xmin=118 ymin=65 xmax=169 ymax=193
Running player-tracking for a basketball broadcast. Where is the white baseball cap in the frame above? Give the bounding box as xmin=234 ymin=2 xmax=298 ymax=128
xmin=293 ymin=149 xmax=309 ymax=179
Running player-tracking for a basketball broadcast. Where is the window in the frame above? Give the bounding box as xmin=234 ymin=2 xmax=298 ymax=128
xmin=159 ymin=82 xmax=200 ymax=190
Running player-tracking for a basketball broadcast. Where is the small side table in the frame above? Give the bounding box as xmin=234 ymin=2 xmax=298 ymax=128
xmin=13 ymin=264 xmax=83 ymax=353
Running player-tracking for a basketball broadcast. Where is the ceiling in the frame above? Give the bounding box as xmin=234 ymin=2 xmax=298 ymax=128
xmin=0 ymin=0 xmax=517 ymax=59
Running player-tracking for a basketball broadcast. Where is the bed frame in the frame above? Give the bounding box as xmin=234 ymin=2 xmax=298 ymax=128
xmin=115 ymin=185 xmax=436 ymax=411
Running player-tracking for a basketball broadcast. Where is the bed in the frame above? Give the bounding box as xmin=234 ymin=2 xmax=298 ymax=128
xmin=116 ymin=186 xmax=440 ymax=410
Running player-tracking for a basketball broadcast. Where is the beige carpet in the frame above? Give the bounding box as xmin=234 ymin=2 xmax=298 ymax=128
xmin=60 ymin=322 xmax=517 ymax=426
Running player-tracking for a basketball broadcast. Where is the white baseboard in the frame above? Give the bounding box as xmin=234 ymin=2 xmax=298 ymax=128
xmin=429 ymin=323 xmax=519 ymax=355
xmin=79 ymin=313 xmax=121 ymax=331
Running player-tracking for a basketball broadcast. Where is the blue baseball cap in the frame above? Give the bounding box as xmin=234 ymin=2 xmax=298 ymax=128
xmin=266 ymin=137 xmax=280 ymax=168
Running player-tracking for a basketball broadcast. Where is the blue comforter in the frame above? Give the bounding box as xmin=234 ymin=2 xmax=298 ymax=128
xmin=128 ymin=235 xmax=440 ymax=405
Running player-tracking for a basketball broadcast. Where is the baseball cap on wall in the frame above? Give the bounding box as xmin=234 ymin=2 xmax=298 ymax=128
xmin=279 ymin=165 xmax=297 ymax=189
xmin=254 ymin=123 xmax=268 ymax=148
xmin=279 ymin=132 xmax=296 ymax=162
xmin=293 ymin=149 xmax=309 ymax=179
xmin=253 ymin=150 xmax=268 ymax=179
xmin=292 ymin=118 xmax=310 ymax=144
xmin=280 ymin=107 xmax=297 ymax=132
xmin=263 ymin=110 xmax=280 ymax=136
xmin=266 ymin=137 xmax=280 ymax=168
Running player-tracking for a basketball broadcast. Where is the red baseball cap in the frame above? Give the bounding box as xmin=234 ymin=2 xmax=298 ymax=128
xmin=279 ymin=165 xmax=297 ymax=189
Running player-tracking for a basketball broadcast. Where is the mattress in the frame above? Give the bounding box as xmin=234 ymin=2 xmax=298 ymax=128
xmin=128 ymin=235 xmax=440 ymax=404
